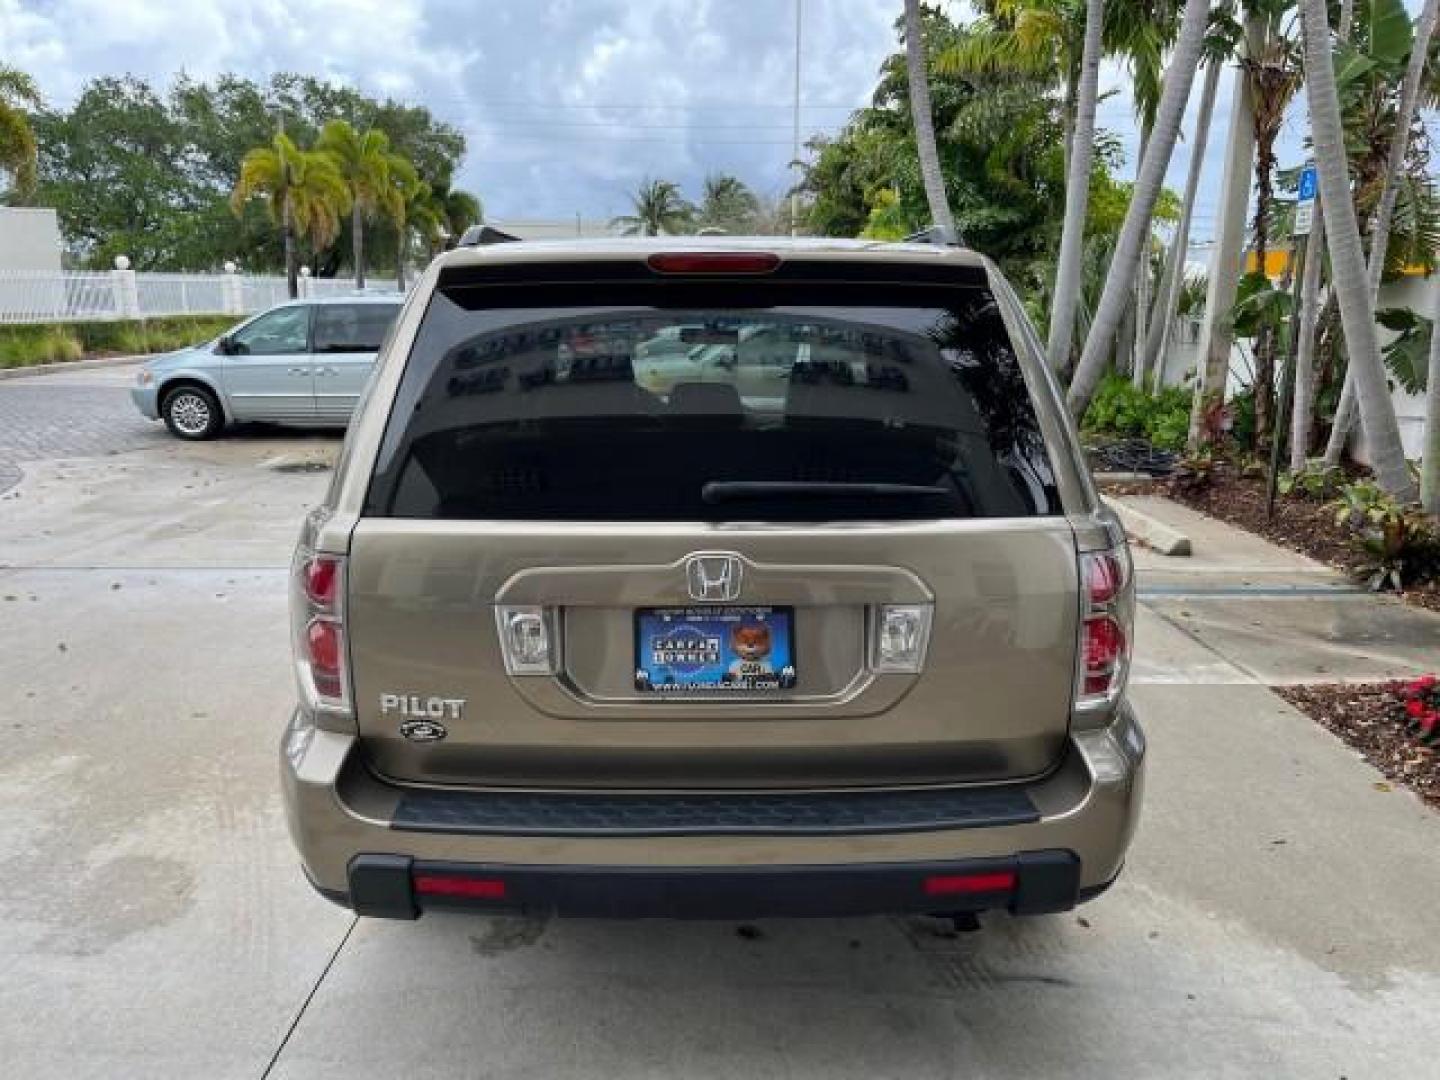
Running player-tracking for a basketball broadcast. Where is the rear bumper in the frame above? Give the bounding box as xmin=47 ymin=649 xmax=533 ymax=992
xmin=282 ymin=705 xmax=1144 ymax=920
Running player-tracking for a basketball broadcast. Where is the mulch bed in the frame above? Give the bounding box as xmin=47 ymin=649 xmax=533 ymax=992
xmin=1141 ymin=467 xmax=1440 ymax=613
xmin=1277 ymin=683 xmax=1440 ymax=811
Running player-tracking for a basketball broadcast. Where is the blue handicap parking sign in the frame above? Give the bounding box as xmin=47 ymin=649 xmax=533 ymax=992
xmin=1298 ymin=165 xmax=1318 ymax=202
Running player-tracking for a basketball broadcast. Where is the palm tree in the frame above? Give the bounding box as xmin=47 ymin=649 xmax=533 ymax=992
xmin=427 ymin=178 xmax=482 ymax=247
xmin=1189 ymin=8 xmax=1265 ymax=450
xmin=1067 ymin=0 xmax=1212 ymax=415
xmin=1323 ymin=0 xmax=1440 ymax=465
xmin=1422 ymin=282 xmax=1440 ymax=514
xmin=1142 ymin=42 xmax=1226 ymax=390
xmin=0 ymin=65 xmax=41 ymax=200
xmin=1045 ymin=0 xmax=1103 ymax=372
xmin=383 ymin=159 xmax=427 ymax=291
xmin=231 ymin=131 xmax=351 ymax=298
xmin=904 ymin=0 xmax=957 ymax=236
xmin=317 ymin=119 xmax=410 ymax=290
xmin=1242 ymin=4 xmax=1303 ymax=443
xmin=1297 ymin=0 xmax=1413 ymax=498
xmin=611 ymin=179 xmax=694 ymax=237
xmin=698 ymin=173 xmax=761 ymax=233
xmin=1289 ymin=0 xmax=1354 ymax=472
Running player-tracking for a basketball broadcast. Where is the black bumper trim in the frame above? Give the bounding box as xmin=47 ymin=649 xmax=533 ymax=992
xmin=344 ymin=850 xmax=1082 ymax=920
xmin=390 ymin=784 xmax=1038 ymax=838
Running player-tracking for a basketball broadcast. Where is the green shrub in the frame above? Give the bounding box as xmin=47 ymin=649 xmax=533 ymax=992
xmin=1328 ymin=481 xmax=1440 ymax=592
xmin=1278 ymin=462 xmax=1345 ymax=501
xmin=0 ymin=325 xmax=84 ymax=367
xmin=0 ymin=315 xmax=237 ymax=369
xmin=1082 ymin=373 xmax=1192 ymax=451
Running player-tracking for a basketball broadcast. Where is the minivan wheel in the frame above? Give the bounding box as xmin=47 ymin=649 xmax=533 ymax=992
xmin=162 ymin=385 xmax=223 ymax=440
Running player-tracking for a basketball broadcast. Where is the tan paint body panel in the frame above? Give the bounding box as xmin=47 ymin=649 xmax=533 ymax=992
xmin=348 ymin=517 xmax=1079 ymax=786
xmin=282 ymin=239 xmax=1143 ymax=912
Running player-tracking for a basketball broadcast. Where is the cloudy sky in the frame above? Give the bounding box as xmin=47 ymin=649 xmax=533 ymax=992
xmin=0 ymin=0 xmax=1413 ymax=244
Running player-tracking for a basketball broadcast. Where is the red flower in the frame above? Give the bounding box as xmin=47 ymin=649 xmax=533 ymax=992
xmin=1405 ymin=698 xmax=1426 ymax=718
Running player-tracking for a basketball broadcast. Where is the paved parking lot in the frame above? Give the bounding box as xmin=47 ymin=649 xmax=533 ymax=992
xmin=2 ymin=365 xmax=1439 ymax=1078
xmin=0 ymin=363 xmax=165 ymax=492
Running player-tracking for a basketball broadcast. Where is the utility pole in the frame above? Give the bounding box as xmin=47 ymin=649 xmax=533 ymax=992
xmin=790 ymin=0 xmax=802 ymax=237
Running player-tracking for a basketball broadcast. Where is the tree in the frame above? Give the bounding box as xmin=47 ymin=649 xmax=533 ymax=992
xmin=697 ymin=173 xmax=761 ymax=233
xmin=424 ymin=176 xmax=482 ymax=246
xmin=1289 ymin=0 xmax=1354 ymax=472
xmin=0 ymin=65 xmax=40 ymax=200
xmin=1066 ymin=0 xmax=1212 ymax=415
xmin=1189 ymin=9 xmax=1265 ymax=450
xmin=1297 ymin=0 xmax=1413 ymax=497
xmin=1323 ymin=0 xmax=1440 ymax=464
xmin=1045 ymin=0 xmax=1104 ymax=372
xmin=611 ymin=178 xmax=694 ymax=236
xmin=390 ymin=167 xmax=436 ymax=290
xmin=1242 ymin=2 xmax=1303 ymax=443
xmin=231 ymin=131 xmax=350 ymax=297
xmin=904 ymin=0 xmax=958 ymax=236
xmin=1424 ymin=283 xmax=1440 ymax=514
xmin=34 ymin=72 xmax=468 ymax=271
xmin=1141 ymin=34 xmax=1227 ymax=389
xmin=317 ymin=119 xmax=408 ymax=289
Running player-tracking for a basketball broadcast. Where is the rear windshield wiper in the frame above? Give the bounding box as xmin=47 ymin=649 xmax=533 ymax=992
xmin=701 ymin=481 xmax=951 ymax=504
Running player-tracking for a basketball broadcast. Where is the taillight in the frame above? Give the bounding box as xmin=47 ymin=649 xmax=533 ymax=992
xmin=1077 ymin=547 xmax=1133 ymax=712
xmin=646 ymin=252 xmax=781 ymax=274
xmin=292 ymin=549 xmax=351 ymax=715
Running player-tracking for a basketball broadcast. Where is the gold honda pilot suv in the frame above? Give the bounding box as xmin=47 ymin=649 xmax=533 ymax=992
xmin=281 ymin=237 xmax=1144 ymax=922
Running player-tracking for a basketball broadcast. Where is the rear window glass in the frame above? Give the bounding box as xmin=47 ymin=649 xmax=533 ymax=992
xmin=313 ymin=303 xmax=400 ymax=352
xmin=365 ymin=278 xmax=1059 ymax=521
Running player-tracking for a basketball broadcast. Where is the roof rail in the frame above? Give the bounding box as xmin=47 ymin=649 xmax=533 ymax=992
xmin=903 ymin=225 xmax=964 ymax=247
xmin=457 ymin=224 xmax=523 ymax=247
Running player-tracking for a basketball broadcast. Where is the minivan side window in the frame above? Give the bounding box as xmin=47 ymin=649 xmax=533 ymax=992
xmin=313 ymin=303 xmax=400 ymax=353
xmin=229 ymin=306 xmax=310 ymax=356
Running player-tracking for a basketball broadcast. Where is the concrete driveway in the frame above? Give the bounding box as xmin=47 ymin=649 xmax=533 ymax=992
xmin=2 ymin=365 xmax=1438 ymax=1078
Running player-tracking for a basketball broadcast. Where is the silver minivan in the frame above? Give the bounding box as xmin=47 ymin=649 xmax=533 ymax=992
xmin=131 ymin=295 xmax=403 ymax=439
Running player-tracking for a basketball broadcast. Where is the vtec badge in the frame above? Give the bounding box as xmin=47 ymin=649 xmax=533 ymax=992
xmin=382 ymin=693 xmax=464 ymax=743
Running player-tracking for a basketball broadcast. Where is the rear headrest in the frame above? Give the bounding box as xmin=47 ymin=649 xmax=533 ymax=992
xmin=667 ymin=381 xmax=743 ymax=417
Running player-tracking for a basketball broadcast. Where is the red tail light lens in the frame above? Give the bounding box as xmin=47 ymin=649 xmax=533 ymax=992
xmin=923 ymin=870 xmax=1017 ymax=897
xmin=414 ymin=875 xmax=508 ymax=900
xmin=1083 ymin=616 xmax=1126 ymax=696
xmin=646 ymin=252 xmax=781 ymax=274
xmin=306 ymin=618 xmax=343 ymax=697
xmin=1077 ymin=546 xmax=1133 ymax=709
xmin=303 ymin=556 xmax=339 ymax=607
xmin=292 ymin=547 xmax=350 ymax=714
xmin=1085 ymin=553 xmax=1122 ymax=606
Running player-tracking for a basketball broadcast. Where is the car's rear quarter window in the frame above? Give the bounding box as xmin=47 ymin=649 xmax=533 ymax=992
xmin=364 ymin=270 xmax=1060 ymax=521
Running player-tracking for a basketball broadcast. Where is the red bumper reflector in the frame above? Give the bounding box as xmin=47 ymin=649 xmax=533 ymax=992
xmin=646 ymin=252 xmax=780 ymax=274
xmin=923 ymin=871 xmax=1017 ymax=897
xmin=414 ymin=875 xmax=508 ymax=899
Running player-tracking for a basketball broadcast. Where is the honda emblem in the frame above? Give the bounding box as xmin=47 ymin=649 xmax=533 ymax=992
xmin=684 ymin=553 xmax=743 ymax=602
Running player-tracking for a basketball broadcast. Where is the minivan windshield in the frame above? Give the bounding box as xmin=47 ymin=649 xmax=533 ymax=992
xmin=366 ymin=277 xmax=1059 ymax=521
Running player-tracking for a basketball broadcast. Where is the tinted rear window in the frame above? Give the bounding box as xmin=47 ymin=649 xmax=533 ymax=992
xmin=313 ymin=303 xmax=400 ymax=352
xmin=365 ymin=277 xmax=1059 ymax=521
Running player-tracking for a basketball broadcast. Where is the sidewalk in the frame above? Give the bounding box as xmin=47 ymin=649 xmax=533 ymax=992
xmin=1117 ymin=493 xmax=1440 ymax=685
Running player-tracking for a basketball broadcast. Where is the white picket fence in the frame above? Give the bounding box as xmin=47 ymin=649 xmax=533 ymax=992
xmin=0 ymin=268 xmax=398 ymax=325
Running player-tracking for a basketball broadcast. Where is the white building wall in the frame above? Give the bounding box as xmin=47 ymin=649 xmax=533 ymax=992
xmin=0 ymin=208 xmax=63 ymax=273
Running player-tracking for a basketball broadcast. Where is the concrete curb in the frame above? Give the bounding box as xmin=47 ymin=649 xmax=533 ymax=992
xmin=1102 ymin=495 xmax=1192 ymax=557
xmin=0 ymin=354 xmax=144 ymax=381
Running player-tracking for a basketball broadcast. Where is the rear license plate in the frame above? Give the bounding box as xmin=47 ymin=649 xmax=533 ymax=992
xmin=634 ymin=606 xmax=797 ymax=693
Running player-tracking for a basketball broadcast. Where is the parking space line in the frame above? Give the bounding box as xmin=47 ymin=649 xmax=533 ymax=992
xmin=260 ymin=915 xmax=359 ymax=1080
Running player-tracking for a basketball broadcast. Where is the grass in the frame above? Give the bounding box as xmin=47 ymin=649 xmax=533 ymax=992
xmin=0 ymin=315 xmax=240 ymax=369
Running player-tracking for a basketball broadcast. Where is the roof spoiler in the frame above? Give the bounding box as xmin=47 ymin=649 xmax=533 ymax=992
xmin=903 ymin=226 xmax=964 ymax=247
xmin=457 ymin=224 xmax=523 ymax=247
